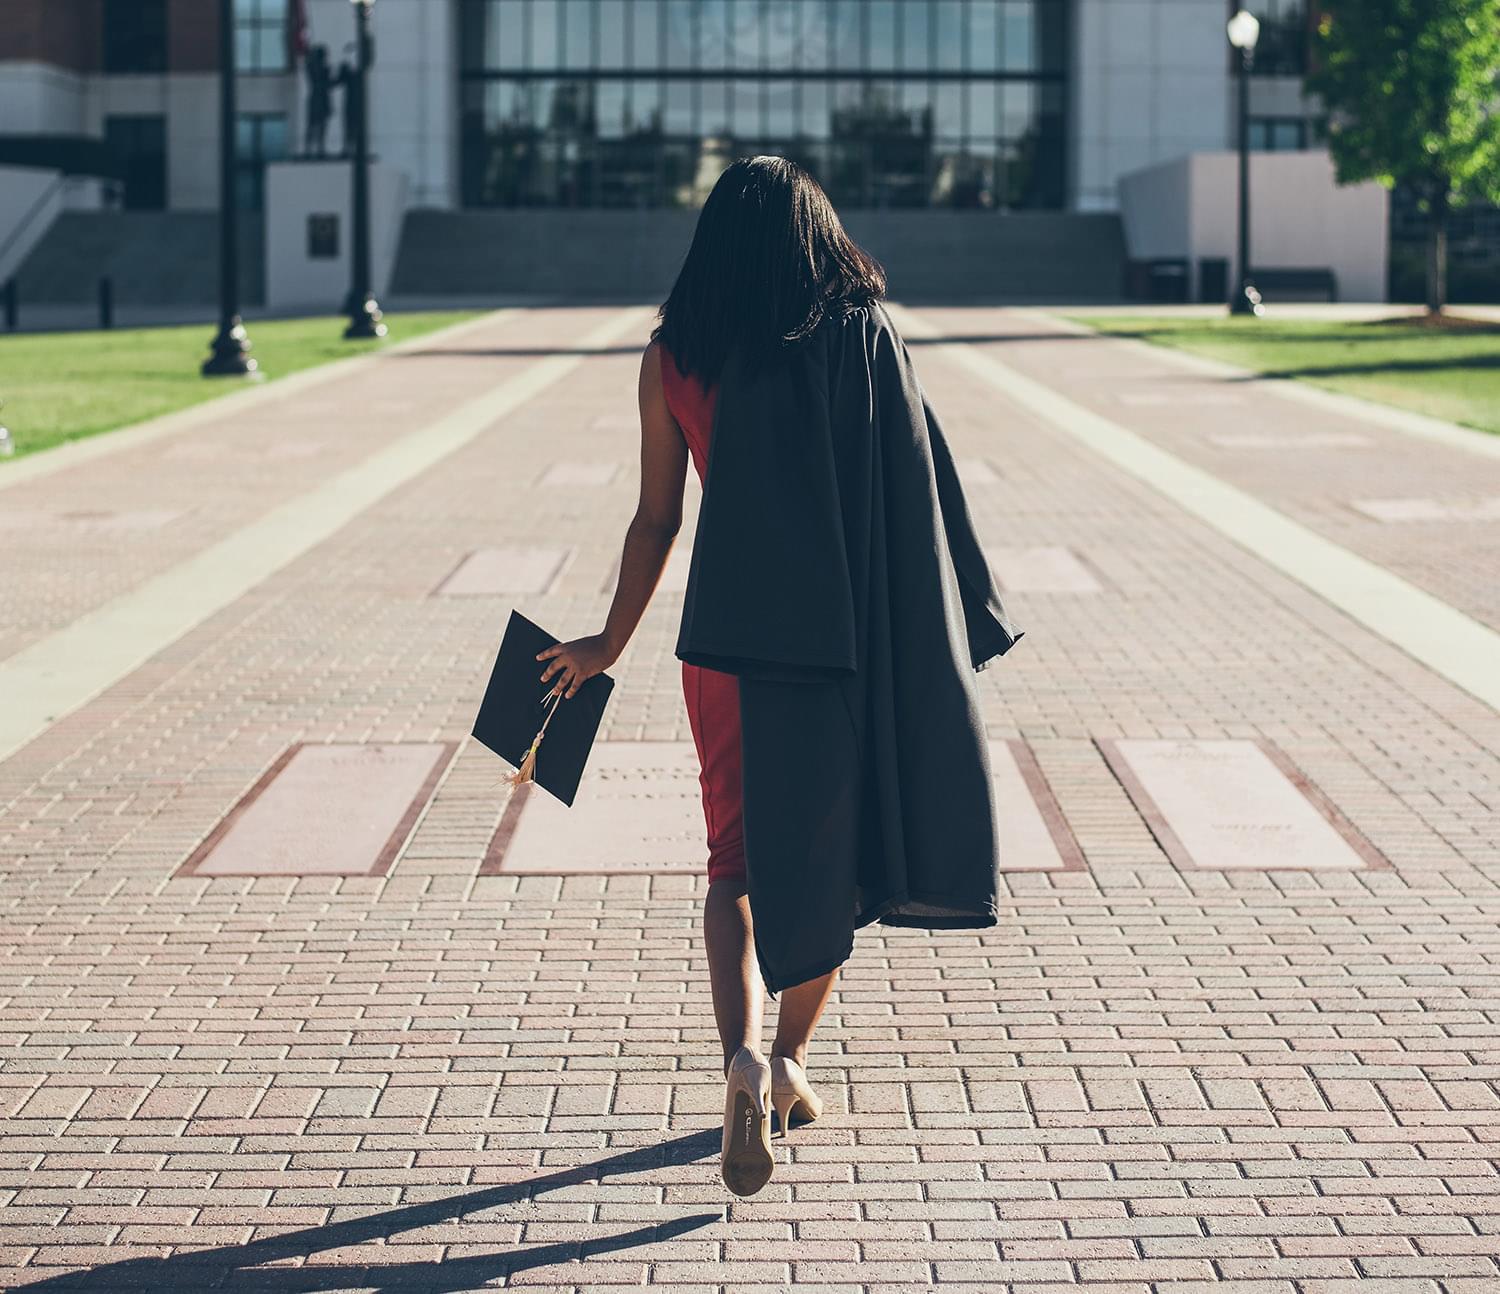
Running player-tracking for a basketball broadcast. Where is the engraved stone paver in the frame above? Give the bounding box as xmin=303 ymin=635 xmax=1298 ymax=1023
xmin=1098 ymin=738 xmax=1380 ymax=870
xmin=1351 ymin=495 xmax=1500 ymax=522
xmin=603 ymin=543 xmax=693 ymax=594
xmin=486 ymin=742 xmax=706 ymax=874
xmin=179 ymin=742 xmax=452 ymax=876
xmin=989 ymin=740 xmax=1084 ymax=871
xmin=433 ymin=545 xmax=572 ymax=595
xmin=537 ymin=459 xmax=620 ymax=487
xmin=1209 ymin=430 xmax=1370 ymax=449
xmin=984 ymin=544 xmax=1102 ymax=592
xmin=957 ymin=457 xmax=1002 ymax=484
xmin=1116 ymin=388 xmax=1246 ymax=405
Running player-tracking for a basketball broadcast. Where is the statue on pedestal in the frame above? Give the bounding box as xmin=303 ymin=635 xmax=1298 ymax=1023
xmin=303 ymin=45 xmax=333 ymax=158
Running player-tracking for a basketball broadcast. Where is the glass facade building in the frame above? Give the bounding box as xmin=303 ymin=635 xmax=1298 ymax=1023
xmin=458 ymin=0 xmax=1068 ymax=211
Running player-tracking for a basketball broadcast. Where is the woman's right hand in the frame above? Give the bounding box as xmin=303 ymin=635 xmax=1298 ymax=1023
xmin=536 ymin=633 xmax=617 ymax=699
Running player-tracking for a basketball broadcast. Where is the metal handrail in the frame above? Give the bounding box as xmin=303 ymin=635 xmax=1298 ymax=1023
xmin=0 ymin=172 xmax=67 ymax=278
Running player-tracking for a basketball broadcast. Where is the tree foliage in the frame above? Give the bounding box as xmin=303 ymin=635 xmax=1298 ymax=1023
xmin=1311 ymin=0 xmax=1500 ymax=202
xmin=1310 ymin=0 xmax=1500 ymax=309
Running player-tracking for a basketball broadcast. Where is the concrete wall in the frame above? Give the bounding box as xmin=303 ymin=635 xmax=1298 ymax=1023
xmin=1071 ymin=0 xmax=1231 ymax=212
xmin=1118 ymin=151 xmax=1390 ymax=301
xmin=265 ymin=159 xmax=408 ymax=312
xmin=391 ymin=208 xmax=1128 ymax=303
xmin=0 ymin=61 xmax=89 ymax=134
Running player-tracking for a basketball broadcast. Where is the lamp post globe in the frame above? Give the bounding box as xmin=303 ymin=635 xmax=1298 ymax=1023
xmin=345 ymin=0 xmax=387 ymax=339
xmin=1227 ymin=10 xmax=1261 ymax=51
xmin=1227 ymin=9 xmax=1264 ymax=317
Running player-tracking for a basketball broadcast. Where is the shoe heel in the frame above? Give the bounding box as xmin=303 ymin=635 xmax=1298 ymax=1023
xmin=772 ymin=1089 xmax=799 ymax=1138
xmin=720 ymin=1051 xmax=774 ymax=1197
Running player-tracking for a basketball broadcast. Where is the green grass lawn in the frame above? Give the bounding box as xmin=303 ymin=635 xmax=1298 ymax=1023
xmin=1070 ymin=314 xmax=1500 ymax=437
xmin=0 ymin=311 xmax=480 ymax=459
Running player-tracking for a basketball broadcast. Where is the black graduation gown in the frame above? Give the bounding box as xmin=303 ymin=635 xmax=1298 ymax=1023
xmin=675 ymin=301 xmax=1024 ymax=997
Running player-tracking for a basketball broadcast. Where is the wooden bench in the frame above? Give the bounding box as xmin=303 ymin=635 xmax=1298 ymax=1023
xmin=1250 ymin=267 xmax=1339 ymax=302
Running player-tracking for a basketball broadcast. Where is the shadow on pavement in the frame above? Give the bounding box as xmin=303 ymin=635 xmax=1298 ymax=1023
xmin=23 ymin=1130 xmax=723 ymax=1292
xmin=1250 ymin=354 xmax=1500 ymax=380
xmin=394 ymin=344 xmax=646 ymax=359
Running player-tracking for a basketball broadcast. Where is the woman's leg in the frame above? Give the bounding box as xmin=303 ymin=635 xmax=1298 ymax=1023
xmin=770 ymin=968 xmax=839 ymax=1067
xmin=704 ymin=874 xmax=764 ymax=1074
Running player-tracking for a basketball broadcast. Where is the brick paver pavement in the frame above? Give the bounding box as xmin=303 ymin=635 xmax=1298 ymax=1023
xmin=1 ymin=304 xmax=1498 ymax=1292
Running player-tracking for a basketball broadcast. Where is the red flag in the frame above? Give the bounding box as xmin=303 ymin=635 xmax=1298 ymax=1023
xmin=287 ymin=0 xmax=310 ymax=63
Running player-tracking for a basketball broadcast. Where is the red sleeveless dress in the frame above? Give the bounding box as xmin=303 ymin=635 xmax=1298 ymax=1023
xmin=659 ymin=344 xmax=747 ymax=884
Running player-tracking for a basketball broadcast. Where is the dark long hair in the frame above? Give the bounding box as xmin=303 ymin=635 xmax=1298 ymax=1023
xmin=651 ymin=156 xmax=886 ymax=386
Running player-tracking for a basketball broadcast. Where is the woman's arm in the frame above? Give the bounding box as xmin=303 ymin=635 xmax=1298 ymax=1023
xmin=537 ymin=340 xmax=689 ymax=697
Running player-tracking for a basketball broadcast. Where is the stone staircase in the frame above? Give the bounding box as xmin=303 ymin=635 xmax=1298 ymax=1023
xmin=13 ymin=211 xmax=264 ymax=306
xmin=391 ymin=208 xmax=1126 ymax=303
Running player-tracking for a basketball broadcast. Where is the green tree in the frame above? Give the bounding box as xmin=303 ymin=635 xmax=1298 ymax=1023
xmin=1309 ymin=0 xmax=1500 ymax=313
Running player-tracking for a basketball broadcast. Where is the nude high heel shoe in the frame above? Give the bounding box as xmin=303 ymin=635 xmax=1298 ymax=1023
xmin=770 ymin=1054 xmax=823 ymax=1136
xmin=720 ymin=1044 xmax=774 ymax=1196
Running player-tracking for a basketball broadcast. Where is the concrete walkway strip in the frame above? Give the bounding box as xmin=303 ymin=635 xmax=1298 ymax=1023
xmin=0 ymin=306 xmax=650 ymax=764
xmin=0 ymin=309 xmax=518 ymax=491
xmin=1024 ymin=307 xmax=1500 ymax=463
xmin=892 ymin=303 xmax=1500 ymax=715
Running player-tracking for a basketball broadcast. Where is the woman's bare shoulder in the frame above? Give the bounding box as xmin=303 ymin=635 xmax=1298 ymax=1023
xmin=640 ymin=337 xmax=665 ymax=385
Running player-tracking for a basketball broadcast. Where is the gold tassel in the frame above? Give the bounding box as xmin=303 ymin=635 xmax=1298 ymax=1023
xmin=508 ymin=686 xmax=564 ymax=787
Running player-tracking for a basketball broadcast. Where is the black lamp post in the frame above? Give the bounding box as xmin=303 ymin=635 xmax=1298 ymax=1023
xmin=345 ymin=0 xmax=386 ymax=339
xmin=1227 ymin=9 xmax=1264 ymax=317
xmin=204 ymin=0 xmax=258 ymax=376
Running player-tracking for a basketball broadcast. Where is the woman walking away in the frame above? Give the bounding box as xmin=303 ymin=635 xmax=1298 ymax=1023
xmin=534 ymin=157 xmax=1024 ymax=1197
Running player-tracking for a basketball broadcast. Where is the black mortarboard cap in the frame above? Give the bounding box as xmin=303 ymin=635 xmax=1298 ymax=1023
xmin=471 ymin=610 xmax=614 ymax=807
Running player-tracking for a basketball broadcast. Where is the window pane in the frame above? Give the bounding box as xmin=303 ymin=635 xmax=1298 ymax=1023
xmin=663 ymin=78 xmax=693 ymax=133
xmin=934 ymin=80 xmax=961 ymax=135
xmin=702 ymin=80 xmax=730 ymax=134
xmin=799 ymin=0 xmax=832 ymax=71
xmin=1000 ymin=80 xmax=1035 ymax=137
xmin=1000 ymin=1 xmax=1033 ymax=72
xmin=766 ymin=78 xmax=796 ymax=136
xmin=599 ymin=0 xmax=627 ymax=66
xmin=965 ymin=80 xmax=997 ymax=137
xmin=479 ymin=1 xmax=524 ymax=69
xmin=832 ymin=1 xmax=862 ymax=70
xmin=766 ymin=1 xmax=798 ymax=70
xmin=261 ymin=114 xmax=288 ymax=159
xmin=731 ymin=79 xmax=761 ymax=136
xmin=700 ymin=0 xmax=729 ymax=70
xmin=902 ymin=0 xmax=930 ymax=71
xmin=630 ymin=79 xmax=661 ymax=132
xmin=731 ymin=0 xmax=763 ymax=68
xmin=901 ymin=80 xmax=932 ymax=134
xmin=869 ymin=1 xmax=896 ymax=69
xmin=935 ymin=0 xmax=963 ymax=70
xmin=970 ymin=1 xmax=999 ymax=72
xmin=530 ymin=0 xmax=560 ymax=67
xmin=597 ymin=79 xmax=629 ymax=136
xmin=563 ymin=0 xmax=592 ymax=66
xmin=665 ymin=0 xmax=695 ymax=68
xmin=762 ymin=1 xmax=798 ymax=68
xmin=799 ymin=78 xmax=830 ymax=138
xmin=633 ymin=0 xmax=660 ymax=65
